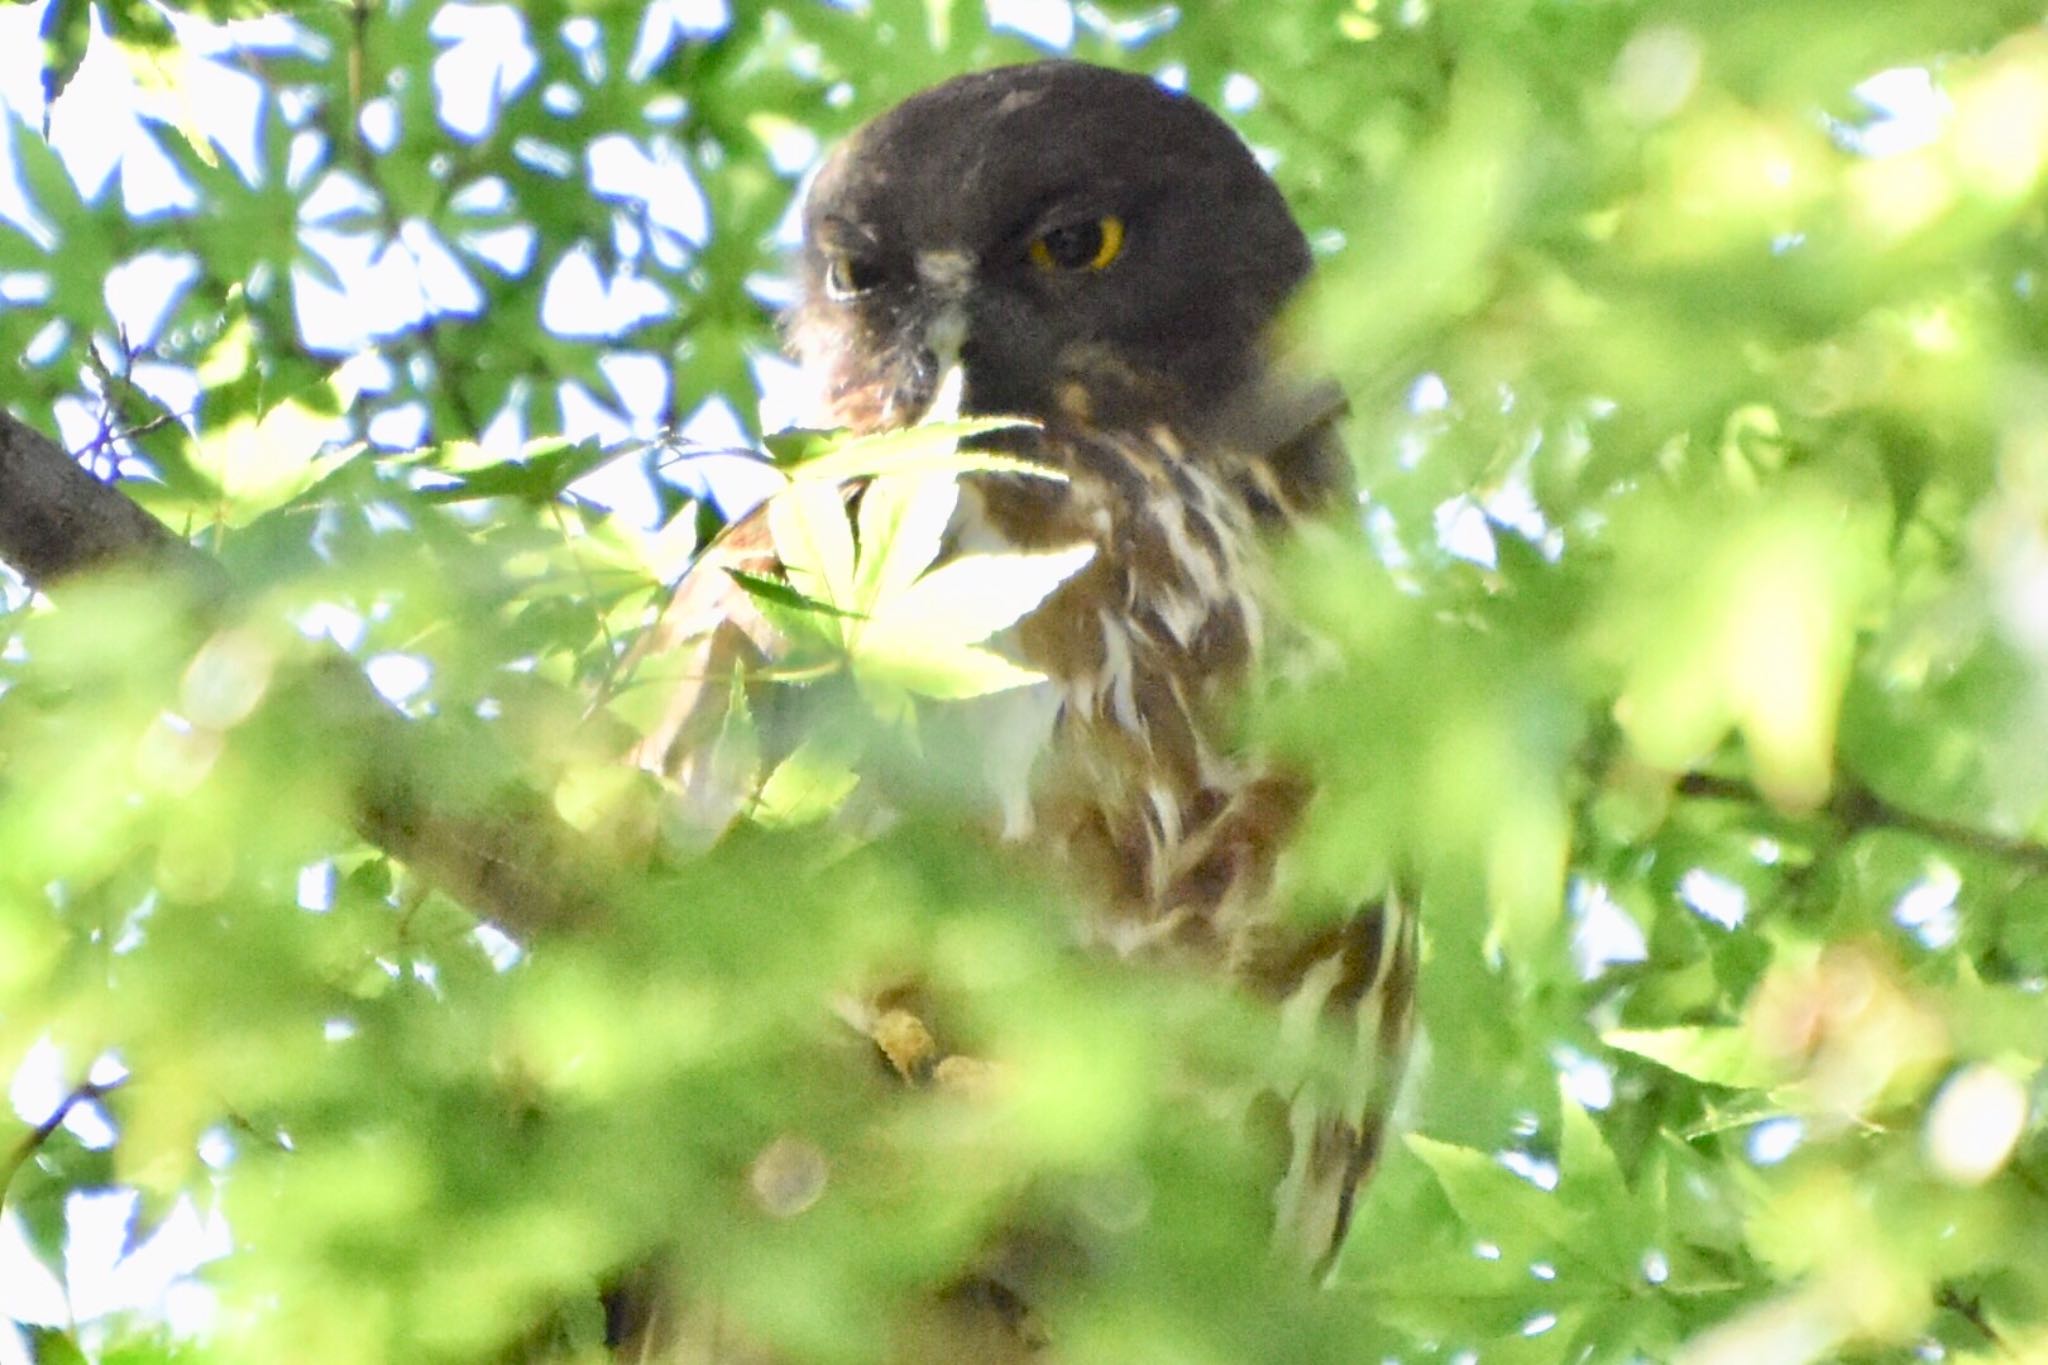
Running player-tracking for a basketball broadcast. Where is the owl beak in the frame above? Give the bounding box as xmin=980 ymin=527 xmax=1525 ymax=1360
xmin=913 ymin=306 xmax=974 ymax=423
xmin=921 ymin=363 xmax=966 ymax=424
xmin=913 ymin=249 xmax=975 ymax=423
xmin=919 ymin=305 xmax=969 ymax=427
xmin=925 ymin=304 xmax=968 ymax=374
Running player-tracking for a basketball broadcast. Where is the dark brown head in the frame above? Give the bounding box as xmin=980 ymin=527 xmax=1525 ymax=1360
xmin=789 ymin=62 xmax=1312 ymax=436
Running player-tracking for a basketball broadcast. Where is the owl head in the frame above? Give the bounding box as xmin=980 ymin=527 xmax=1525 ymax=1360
xmin=788 ymin=62 xmax=1313 ymax=437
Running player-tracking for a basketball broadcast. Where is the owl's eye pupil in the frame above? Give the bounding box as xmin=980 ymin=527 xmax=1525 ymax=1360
xmin=1032 ymin=216 xmax=1125 ymax=272
xmin=1042 ymin=222 xmax=1102 ymax=268
xmin=826 ymin=254 xmax=882 ymax=298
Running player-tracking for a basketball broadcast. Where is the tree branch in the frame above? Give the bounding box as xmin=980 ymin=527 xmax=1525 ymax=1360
xmin=0 ymin=406 xmax=223 ymax=594
xmin=0 ymin=406 xmax=614 ymax=939
xmin=1674 ymin=771 xmax=2048 ymax=877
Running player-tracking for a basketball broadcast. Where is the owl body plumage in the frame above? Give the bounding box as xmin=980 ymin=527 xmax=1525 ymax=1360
xmin=636 ymin=61 xmax=1415 ymax=1295
xmin=961 ymin=402 xmax=1413 ymax=1274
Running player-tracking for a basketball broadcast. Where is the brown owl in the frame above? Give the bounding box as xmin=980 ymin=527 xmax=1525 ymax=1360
xmin=628 ymin=59 xmax=1416 ymax=1332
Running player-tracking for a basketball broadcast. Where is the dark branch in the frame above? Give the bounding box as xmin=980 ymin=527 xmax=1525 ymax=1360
xmin=0 ymin=406 xmax=614 ymax=939
xmin=1674 ymin=771 xmax=2048 ymax=877
xmin=0 ymin=407 xmax=225 ymax=595
xmin=289 ymin=654 xmax=620 ymax=938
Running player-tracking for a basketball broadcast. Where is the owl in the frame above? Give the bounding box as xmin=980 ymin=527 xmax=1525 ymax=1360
xmin=631 ymin=59 xmax=1416 ymax=1309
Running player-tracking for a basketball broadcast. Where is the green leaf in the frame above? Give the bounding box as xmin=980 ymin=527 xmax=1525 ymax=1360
xmin=1404 ymin=1134 xmax=1578 ymax=1252
xmin=38 ymin=0 xmax=92 ymax=114
xmin=8 ymin=1131 xmax=114 ymax=1275
xmin=724 ymin=568 xmax=865 ymax=622
xmin=853 ymin=470 xmax=957 ymax=612
xmin=1557 ymin=1082 xmax=1627 ymax=1212
xmin=27 ymin=1328 xmax=89 ymax=1365
xmin=189 ymin=401 xmax=357 ymax=526
xmin=846 ymin=544 xmax=1091 ymax=702
xmin=692 ymin=661 xmax=763 ymax=832
xmin=861 ymin=545 xmax=1094 ymax=652
xmin=787 ymin=418 xmax=1059 ymax=487
xmin=105 ymin=0 xmax=176 ymax=49
xmin=753 ymin=734 xmax=862 ymax=827
xmin=420 ymin=437 xmax=617 ymax=504
xmin=855 ymin=639 xmax=1049 ymax=703
xmin=1603 ymin=1027 xmax=1788 ymax=1089
xmin=767 ymin=478 xmax=857 ymax=614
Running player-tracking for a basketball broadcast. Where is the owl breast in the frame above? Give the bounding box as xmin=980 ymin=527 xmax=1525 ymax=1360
xmin=965 ymin=421 xmax=1305 ymax=966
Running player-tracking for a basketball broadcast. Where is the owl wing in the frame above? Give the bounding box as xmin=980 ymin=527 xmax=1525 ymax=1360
xmin=977 ymin=393 xmax=1419 ymax=1278
xmin=615 ymin=504 xmax=789 ymax=840
xmin=1230 ymin=392 xmax=1422 ymax=1276
xmin=1250 ymin=892 xmax=1419 ymax=1277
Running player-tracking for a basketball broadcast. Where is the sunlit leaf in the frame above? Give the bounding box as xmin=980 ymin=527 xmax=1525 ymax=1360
xmin=855 ymin=638 xmax=1048 ymax=702
xmin=767 ymin=478 xmax=858 ymax=615
xmin=786 ymin=419 xmax=1057 ymax=487
xmin=853 ymin=470 xmax=957 ymax=611
xmin=724 ymin=567 xmax=864 ymax=622
xmin=754 ymin=734 xmax=862 ymax=827
xmin=860 ymin=545 xmax=1094 ymax=652
xmin=8 ymin=3 xmax=2048 ymax=1361
xmin=1603 ymin=1027 xmax=1788 ymax=1090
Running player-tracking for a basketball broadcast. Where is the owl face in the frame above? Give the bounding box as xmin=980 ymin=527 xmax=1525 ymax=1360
xmin=789 ymin=62 xmax=1313 ymax=436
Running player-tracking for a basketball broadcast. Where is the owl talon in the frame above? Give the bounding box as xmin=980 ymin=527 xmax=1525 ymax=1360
xmin=932 ymin=1054 xmax=1009 ymax=1099
xmin=871 ymin=1007 xmax=940 ymax=1085
xmin=865 ymin=1006 xmax=1006 ymax=1099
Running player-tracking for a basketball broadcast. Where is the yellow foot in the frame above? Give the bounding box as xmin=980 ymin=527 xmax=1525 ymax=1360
xmin=932 ymin=1054 xmax=1009 ymax=1099
xmin=871 ymin=1007 xmax=940 ymax=1084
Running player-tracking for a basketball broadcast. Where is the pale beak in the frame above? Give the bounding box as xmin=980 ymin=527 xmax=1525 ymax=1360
xmin=914 ymin=248 xmax=974 ymax=424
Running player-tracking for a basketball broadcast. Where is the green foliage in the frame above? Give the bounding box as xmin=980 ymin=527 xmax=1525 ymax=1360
xmin=5 ymin=1 xmax=2048 ymax=1363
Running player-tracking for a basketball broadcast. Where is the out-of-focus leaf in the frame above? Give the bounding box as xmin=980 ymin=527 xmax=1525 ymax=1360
xmin=1405 ymin=1134 xmax=1578 ymax=1252
xmin=37 ymin=0 xmax=92 ymax=113
xmin=724 ymin=567 xmax=863 ymax=622
xmin=857 ymin=638 xmax=1048 ymax=703
xmin=420 ymin=437 xmax=616 ymax=504
xmin=11 ymin=3 xmax=2048 ymax=1361
xmin=754 ymin=734 xmax=861 ymax=827
xmin=27 ymin=1327 xmax=89 ymax=1365
xmin=189 ymin=402 xmax=357 ymax=525
xmin=1603 ymin=1027 xmax=1788 ymax=1090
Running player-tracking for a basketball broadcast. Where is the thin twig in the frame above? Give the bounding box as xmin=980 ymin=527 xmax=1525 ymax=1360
xmin=0 ymin=1078 xmax=127 ymax=1215
xmin=105 ymin=409 xmax=191 ymax=446
xmin=1938 ymin=1285 xmax=2012 ymax=1356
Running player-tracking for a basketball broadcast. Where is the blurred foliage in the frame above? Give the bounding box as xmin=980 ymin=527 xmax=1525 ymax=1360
xmin=5 ymin=0 xmax=2048 ymax=1362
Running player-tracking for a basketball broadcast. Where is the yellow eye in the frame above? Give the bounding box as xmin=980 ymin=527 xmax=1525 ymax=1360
xmin=1031 ymin=216 xmax=1125 ymax=272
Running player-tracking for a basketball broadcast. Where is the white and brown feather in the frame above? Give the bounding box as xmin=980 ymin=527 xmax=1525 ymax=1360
xmin=628 ymin=60 xmax=1417 ymax=1296
xmin=630 ymin=392 xmax=1410 ymax=1277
